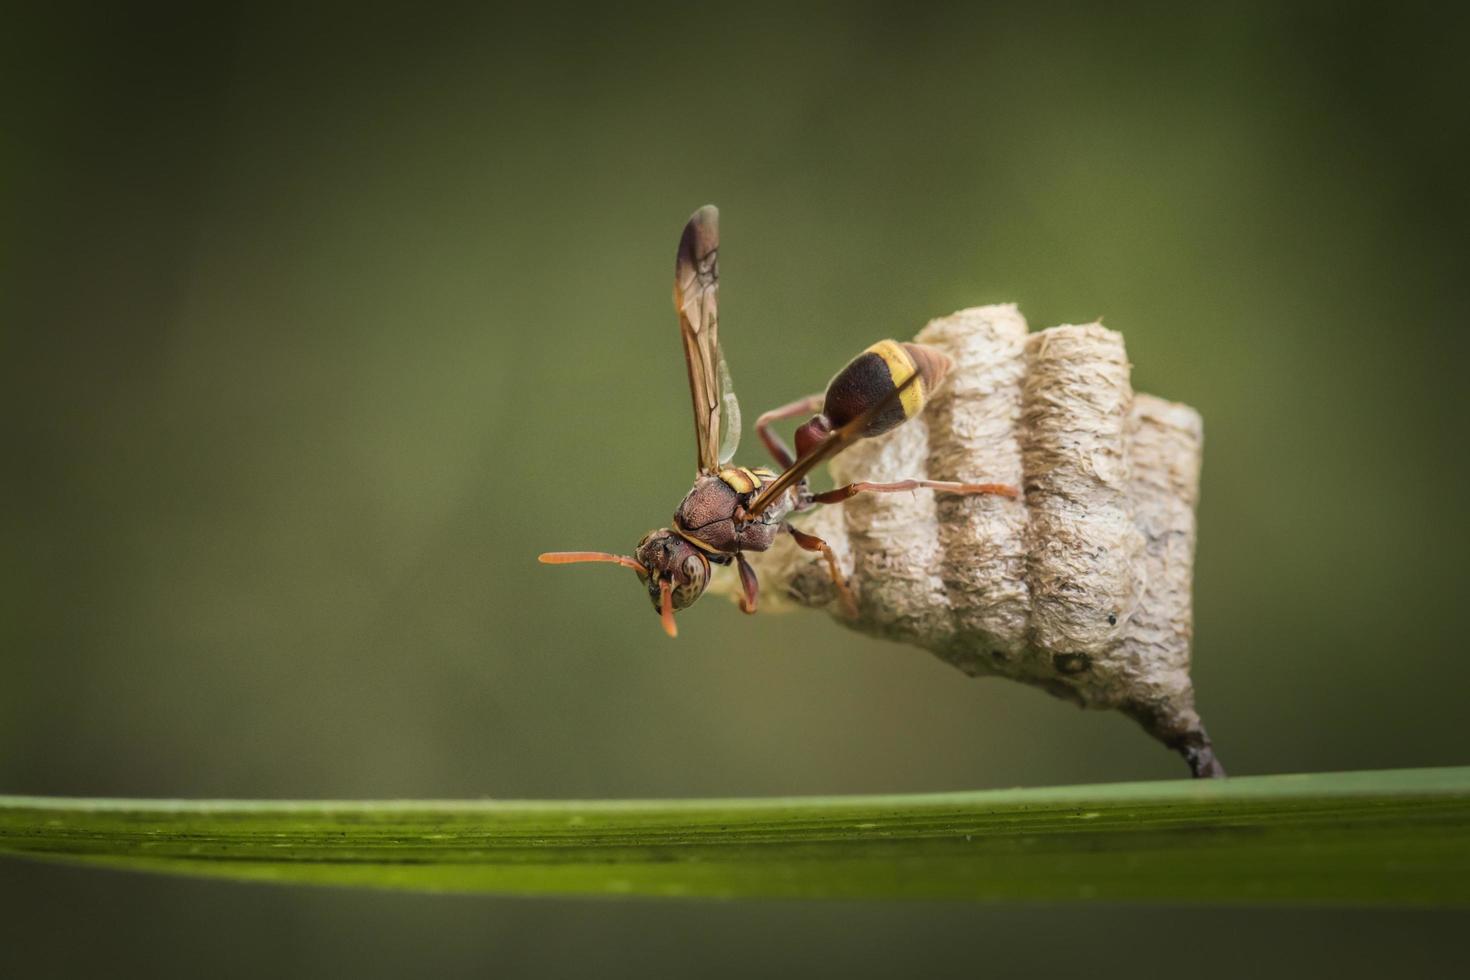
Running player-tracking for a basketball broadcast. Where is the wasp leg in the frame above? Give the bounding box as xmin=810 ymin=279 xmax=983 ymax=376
xmin=783 ymin=523 xmax=857 ymax=617
xmin=756 ymin=394 xmax=825 ymax=469
xmin=734 ymin=552 xmax=760 ymax=614
xmin=811 ymin=479 xmax=1020 ymax=505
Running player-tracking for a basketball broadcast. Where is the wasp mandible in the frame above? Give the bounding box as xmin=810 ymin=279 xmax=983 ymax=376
xmin=539 ymin=205 xmax=1019 ymax=636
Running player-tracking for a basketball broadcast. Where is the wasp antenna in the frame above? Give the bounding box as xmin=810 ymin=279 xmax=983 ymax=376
xmin=538 ymin=551 xmax=648 ymax=575
xmin=659 ymin=580 xmax=678 ymax=638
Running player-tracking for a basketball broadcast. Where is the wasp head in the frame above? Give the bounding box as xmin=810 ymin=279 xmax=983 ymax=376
xmin=634 ymin=529 xmax=711 ymax=635
xmin=538 ymin=530 xmax=710 ymax=638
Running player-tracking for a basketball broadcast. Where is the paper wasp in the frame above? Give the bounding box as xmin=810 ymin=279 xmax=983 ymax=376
xmin=539 ymin=205 xmax=1018 ymax=636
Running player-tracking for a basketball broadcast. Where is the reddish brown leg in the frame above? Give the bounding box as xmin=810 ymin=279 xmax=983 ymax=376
xmin=811 ymin=479 xmax=1019 ymax=505
xmin=734 ymin=552 xmax=760 ymax=614
xmin=784 ymin=523 xmax=857 ymax=617
xmin=756 ymin=394 xmax=824 ymax=469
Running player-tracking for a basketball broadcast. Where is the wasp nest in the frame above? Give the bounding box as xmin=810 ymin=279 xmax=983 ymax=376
xmin=714 ymin=305 xmax=1222 ymax=778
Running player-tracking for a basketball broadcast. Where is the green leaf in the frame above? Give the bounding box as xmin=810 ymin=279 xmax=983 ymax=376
xmin=2 ymin=767 xmax=1467 ymax=905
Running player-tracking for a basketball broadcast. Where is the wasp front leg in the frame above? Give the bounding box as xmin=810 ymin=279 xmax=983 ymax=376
xmin=783 ymin=523 xmax=858 ymax=617
xmin=734 ymin=552 xmax=760 ymax=614
xmin=811 ymin=479 xmax=1019 ymax=505
xmin=755 ymin=394 xmax=824 ymax=469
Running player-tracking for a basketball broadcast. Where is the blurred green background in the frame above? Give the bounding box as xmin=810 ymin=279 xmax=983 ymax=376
xmin=3 ymin=2 xmax=1466 ymax=977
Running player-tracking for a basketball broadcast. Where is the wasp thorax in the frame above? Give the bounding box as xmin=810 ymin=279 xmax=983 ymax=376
xmin=673 ymin=477 xmax=784 ymax=554
xmin=634 ymin=529 xmax=711 ymax=611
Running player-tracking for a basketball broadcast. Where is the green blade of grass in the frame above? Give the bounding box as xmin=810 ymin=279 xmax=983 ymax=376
xmin=2 ymin=767 xmax=1467 ymax=905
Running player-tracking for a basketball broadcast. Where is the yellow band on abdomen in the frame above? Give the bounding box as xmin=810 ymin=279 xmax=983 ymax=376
xmin=865 ymin=339 xmax=925 ymax=418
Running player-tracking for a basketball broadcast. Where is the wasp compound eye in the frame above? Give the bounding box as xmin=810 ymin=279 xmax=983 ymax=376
xmin=682 ymin=555 xmax=706 ymax=583
xmin=671 ymin=553 xmax=711 ymax=610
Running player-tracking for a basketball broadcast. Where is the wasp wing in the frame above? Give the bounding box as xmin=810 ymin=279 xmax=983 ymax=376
xmin=715 ymin=350 xmax=741 ymax=464
xmin=745 ymin=372 xmax=920 ymax=518
xmin=674 ymin=205 xmax=740 ymax=474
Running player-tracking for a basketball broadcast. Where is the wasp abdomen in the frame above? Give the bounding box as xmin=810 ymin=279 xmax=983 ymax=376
xmin=792 ymin=341 xmax=951 ymax=458
xmin=823 ymin=343 xmax=946 ymax=434
xmin=823 ymin=340 xmax=951 ymax=437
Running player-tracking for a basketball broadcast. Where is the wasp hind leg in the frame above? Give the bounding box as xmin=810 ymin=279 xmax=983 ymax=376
xmin=811 ymin=479 xmax=1019 ymax=505
xmin=783 ymin=523 xmax=857 ymax=618
xmin=756 ymin=394 xmax=825 ymax=469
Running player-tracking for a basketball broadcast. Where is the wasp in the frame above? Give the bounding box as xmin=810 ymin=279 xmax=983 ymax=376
xmin=539 ymin=205 xmax=1018 ymax=636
